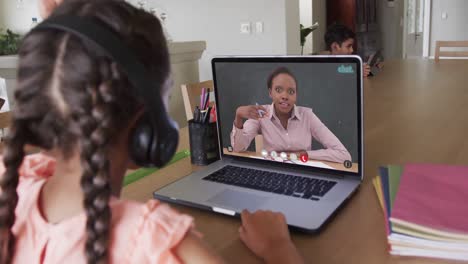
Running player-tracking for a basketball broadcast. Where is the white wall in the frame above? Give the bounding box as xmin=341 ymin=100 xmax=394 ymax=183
xmin=300 ymin=0 xmax=313 ymax=55
xmin=429 ymin=0 xmax=468 ymax=57
xmin=147 ymin=0 xmax=300 ymax=80
xmin=0 ymin=0 xmax=301 ymax=81
xmin=0 ymin=0 xmax=41 ymax=34
xmin=285 ymin=0 xmax=301 ymax=55
xmin=378 ymin=0 xmax=404 ymax=59
xmin=312 ymin=0 xmax=326 ymax=53
xmin=0 ymin=0 xmax=41 ymax=112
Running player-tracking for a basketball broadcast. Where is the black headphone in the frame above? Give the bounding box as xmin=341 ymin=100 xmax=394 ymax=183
xmin=33 ymin=15 xmax=179 ymax=168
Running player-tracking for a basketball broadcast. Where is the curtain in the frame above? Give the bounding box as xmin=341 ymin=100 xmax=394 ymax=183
xmin=408 ymin=0 xmax=424 ymax=34
xmin=0 ymin=78 xmax=10 ymax=113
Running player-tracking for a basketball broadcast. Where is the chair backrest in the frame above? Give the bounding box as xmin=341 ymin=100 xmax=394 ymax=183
xmin=0 ymin=111 xmax=11 ymax=130
xmin=181 ymin=80 xmax=214 ymax=121
xmin=0 ymin=111 xmax=11 ymax=146
xmin=435 ymin=41 xmax=468 ymax=62
xmin=254 ymin=135 xmax=263 ymax=153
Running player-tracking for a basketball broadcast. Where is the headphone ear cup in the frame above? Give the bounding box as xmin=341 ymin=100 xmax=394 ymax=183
xmin=129 ymin=113 xmax=154 ymax=167
xmin=129 ymin=113 xmax=179 ymax=168
xmin=150 ymin=118 xmax=179 ymax=166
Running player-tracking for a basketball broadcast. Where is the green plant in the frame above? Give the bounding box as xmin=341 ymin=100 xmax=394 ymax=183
xmin=0 ymin=29 xmax=21 ymax=56
xmin=300 ymin=23 xmax=318 ymax=55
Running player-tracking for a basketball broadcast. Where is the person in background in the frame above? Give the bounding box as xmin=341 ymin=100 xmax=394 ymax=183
xmin=323 ymin=23 xmax=383 ymax=78
xmin=0 ymin=0 xmax=305 ymax=263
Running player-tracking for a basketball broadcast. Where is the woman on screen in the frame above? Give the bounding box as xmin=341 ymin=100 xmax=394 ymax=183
xmin=230 ymin=67 xmax=351 ymax=163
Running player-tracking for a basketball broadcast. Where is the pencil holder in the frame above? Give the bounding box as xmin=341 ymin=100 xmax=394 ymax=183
xmin=188 ymin=120 xmax=220 ymax=165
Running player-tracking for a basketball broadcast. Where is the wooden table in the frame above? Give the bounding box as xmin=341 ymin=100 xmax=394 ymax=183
xmin=123 ymin=59 xmax=468 ymax=264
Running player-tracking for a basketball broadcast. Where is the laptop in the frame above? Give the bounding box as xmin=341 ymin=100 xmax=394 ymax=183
xmin=154 ymin=56 xmax=363 ymax=233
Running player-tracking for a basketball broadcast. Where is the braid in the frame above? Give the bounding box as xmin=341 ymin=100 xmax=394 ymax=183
xmin=80 ymin=59 xmax=123 ymax=264
xmin=1 ymin=1 xmax=171 ymax=263
xmin=0 ymin=125 xmax=26 ymax=263
xmin=0 ymin=31 xmax=72 ymax=263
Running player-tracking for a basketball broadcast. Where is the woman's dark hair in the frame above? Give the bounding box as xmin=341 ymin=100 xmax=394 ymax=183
xmin=0 ymin=0 xmax=170 ymax=263
xmin=267 ymin=67 xmax=298 ymax=90
xmin=324 ymin=23 xmax=356 ymax=51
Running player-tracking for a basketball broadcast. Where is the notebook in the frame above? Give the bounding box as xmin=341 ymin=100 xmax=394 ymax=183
xmin=373 ymin=164 xmax=468 ymax=261
xmin=391 ymin=164 xmax=468 ymax=240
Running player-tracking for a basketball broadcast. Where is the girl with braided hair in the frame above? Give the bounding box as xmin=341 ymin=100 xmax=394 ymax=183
xmin=0 ymin=0 xmax=304 ymax=263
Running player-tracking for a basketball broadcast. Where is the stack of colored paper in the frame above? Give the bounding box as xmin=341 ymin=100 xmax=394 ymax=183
xmin=373 ymin=164 xmax=468 ymax=261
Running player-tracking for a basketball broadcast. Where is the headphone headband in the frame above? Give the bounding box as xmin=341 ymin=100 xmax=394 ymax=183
xmin=32 ymin=15 xmax=179 ymax=167
xmin=34 ymin=15 xmax=168 ymax=126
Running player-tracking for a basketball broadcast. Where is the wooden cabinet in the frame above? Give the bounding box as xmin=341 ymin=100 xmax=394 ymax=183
xmin=327 ymin=0 xmax=381 ymax=58
xmin=327 ymin=0 xmax=357 ymax=32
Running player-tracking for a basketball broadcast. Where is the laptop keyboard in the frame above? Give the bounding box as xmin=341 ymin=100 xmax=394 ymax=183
xmin=203 ymin=166 xmax=337 ymax=200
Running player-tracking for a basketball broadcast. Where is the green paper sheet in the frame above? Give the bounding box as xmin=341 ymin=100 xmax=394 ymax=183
xmin=123 ymin=150 xmax=190 ymax=186
xmin=388 ymin=165 xmax=403 ymax=209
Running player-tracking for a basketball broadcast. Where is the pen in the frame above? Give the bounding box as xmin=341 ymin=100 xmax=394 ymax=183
xmin=200 ymin=88 xmax=206 ymax=110
xmin=194 ymin=106 xmax=200 ymax=123
xmin=256 ymin=102 xmax=266 ymax=118
xmin=200 ymin=109 xmax=208 ymax=123
xmin=203 ymin=88 xmax=210 ymax=110
xmin=203 ymin=106 xmax=211 ymax=123
xmin=209 ymin=105 xmax=216 ymax=123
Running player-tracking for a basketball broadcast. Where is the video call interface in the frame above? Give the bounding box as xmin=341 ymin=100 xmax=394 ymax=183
xmin=213 ymin=60 xmax=360 ymax=173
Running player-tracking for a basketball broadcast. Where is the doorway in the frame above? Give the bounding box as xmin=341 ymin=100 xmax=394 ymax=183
xmin=403 ymin=0 xmax=431 ymax=58
xmin=300 ymin=0 xmax=313 ymax=55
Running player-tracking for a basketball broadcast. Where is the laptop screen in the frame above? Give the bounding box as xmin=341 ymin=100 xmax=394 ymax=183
xmin=212 ymin=56 xmax=362 ymax=175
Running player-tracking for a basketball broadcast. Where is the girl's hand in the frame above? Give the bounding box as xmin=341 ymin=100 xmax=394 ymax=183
xmin=239 ymin=210 xmax=304 ymax=264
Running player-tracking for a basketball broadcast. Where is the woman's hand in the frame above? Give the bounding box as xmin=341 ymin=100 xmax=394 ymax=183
xmin=239 ymin=210 xmax=304 ymax=264
xmin=39 ymin=0 xmax=62 ymax=18
xmin=234 ymin=105 xmax=267 ymax=129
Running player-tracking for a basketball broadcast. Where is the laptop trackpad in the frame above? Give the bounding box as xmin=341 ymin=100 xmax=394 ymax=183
xmin=206 ymin=189 xmax=268 ymax=211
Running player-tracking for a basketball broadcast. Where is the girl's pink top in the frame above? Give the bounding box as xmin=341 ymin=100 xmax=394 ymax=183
xmin=2 ymin=153 xmax=194 ymax=263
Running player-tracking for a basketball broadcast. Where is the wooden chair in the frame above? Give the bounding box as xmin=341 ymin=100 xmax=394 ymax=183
xmin=435 ymin=41 xmax=468 ymax=62
xmin=0 ymin=111 xmax=11 ymax=153
xmin=0 ymin=111 xmax=11 ymax=138
xmin=181 ymin=80 xmax=264 ymax=153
